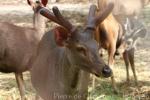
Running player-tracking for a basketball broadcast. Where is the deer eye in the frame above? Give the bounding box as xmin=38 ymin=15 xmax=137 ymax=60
xmin=76 ymin=46 xmax=87 ymax=56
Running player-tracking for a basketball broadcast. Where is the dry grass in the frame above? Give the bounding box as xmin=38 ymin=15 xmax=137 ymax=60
xmin=0 ymin=72 xmax=35 ymax=100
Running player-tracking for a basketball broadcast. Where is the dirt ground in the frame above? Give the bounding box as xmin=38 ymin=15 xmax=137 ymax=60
xmin=0 ymin=0 xmax=150 ymax=100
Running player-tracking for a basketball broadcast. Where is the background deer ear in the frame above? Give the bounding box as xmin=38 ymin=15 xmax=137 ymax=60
xmin=27 ymin=0 xmax=32 ymax=5
xmin=41 ymin=0 xmax=48 ymax=6
xmin=53 ymin=26 xmax=69 ymax=46
xmin=27 ymin=0 xmax=48 ymax=6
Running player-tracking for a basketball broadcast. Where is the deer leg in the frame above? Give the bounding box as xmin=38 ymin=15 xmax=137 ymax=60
xmin=128 ymin=48 xmax=138 ymax=85
xmin=15 ymin=73 xmax=26 ymax=100
xmin=123 ymin=50 xmax=130 ymax=83
xmin=108 ymin=54 xmax=115 ymax=69
xmin=92 ymin=75 xmax=96 ymax=89
xmin=108 ymin=46 xmax=118 ymax=93
xmin=111 ymin=74 xmax=118 ymax=94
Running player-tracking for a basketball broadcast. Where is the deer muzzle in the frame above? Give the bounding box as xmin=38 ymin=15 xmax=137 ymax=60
xmin=102 ymin=65 xmax=112 ymax=78
xmin=93 ymin=64 xmax=112 ymax=78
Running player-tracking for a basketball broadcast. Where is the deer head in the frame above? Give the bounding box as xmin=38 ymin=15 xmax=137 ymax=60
xmin=27 ymin=0 xmax=48 ymax=36
xmin=38 ymin=3 xmax=114 ymax=77
xmin=27 ymin=0 xmax=48 ymax=9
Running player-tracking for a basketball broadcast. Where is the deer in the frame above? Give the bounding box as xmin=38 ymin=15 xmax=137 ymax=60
xmin=120 ymin=16 xmax=147 ymax=85
xmin=94 ymin=0 xmax=147 ymax=93
xmin=0 ymin=0 xmax=47 ymax=99
xmin=30 ymin=2 xmax=114 ymax=100
xmin=93 ymin=0 xmax=125 ymax=93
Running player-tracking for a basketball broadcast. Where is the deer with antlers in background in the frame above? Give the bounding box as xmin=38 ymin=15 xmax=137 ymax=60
xmin=120 ymin=17 xmax=147 ymax=85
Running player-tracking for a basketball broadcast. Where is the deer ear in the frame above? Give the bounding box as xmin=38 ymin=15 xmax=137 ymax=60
xmin=41 ymin=0 xmax=48 ymax=6
xmin=53 ymin=26 xmax=69 ymax=46
xmin=27 ymin=0 xmax=48 ymax=6
xmin=27 ymin=0 xmax=31 ymax=5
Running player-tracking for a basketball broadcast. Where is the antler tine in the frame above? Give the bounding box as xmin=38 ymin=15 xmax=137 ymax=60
xmin=125 ymin=28 xmax=137 ymax=40
xmin=52 ymin=6 xmax=76 ymax=33
xmin=95 ymin=2 xmax=114 ymax=26
xmin=39 ymin=7 xmax=62 ymax=25
xmin=86 ymin=4 xmax=97 ymax=29
xmin=125 ymin=27 xmax=146 ymax=40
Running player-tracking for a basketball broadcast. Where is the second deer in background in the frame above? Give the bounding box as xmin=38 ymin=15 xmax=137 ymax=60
xmin=95 ymin=0 xmax=124 ymax=93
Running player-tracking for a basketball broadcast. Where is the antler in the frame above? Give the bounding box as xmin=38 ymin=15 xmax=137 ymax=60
xmin=86 ymin=4 xmax=97 ymax=29
xmin=86 ymin=3 xmax=114 ymax=29
xmin=28 ymin=0 xmax=60 ymax=26
xmin=52 ymin=6 xmax=77 ymax=33
xmin=125 ymin=27 xmax=146 ymax=40
xmin=39 ymin=7 xmax=62 ymax=25
xmin=38 ymin=6 xmax=77 ymax=34
xmin=27 ymin=0 xmax=77 ymax=35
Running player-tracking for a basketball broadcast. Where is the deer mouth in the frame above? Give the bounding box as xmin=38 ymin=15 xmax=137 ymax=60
xmin=102 ymin=73 xmax=112 ymax=78
xmin=101 ymin=66 xmax=112 ymax=78
xmin=94 ymin=73 xmax=100 ymax=77
xmin=92 ymin=64 xmax=112 ymax=78
xmin=94 ymin=71 xmax=112 ymax=78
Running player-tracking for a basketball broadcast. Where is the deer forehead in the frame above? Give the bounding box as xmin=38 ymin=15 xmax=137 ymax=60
xmin=78 ymin=39 xmax=98 ymax=51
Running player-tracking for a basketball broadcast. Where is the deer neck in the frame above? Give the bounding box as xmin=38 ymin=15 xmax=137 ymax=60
xmin=33 ymin=12 xmax=46 ymax=40
xmin=53 ymin=50 xmax=90 ymax=97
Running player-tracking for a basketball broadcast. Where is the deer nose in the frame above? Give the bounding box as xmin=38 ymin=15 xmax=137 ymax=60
xmin=102 ymin=65 xmax=112 ymax=78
